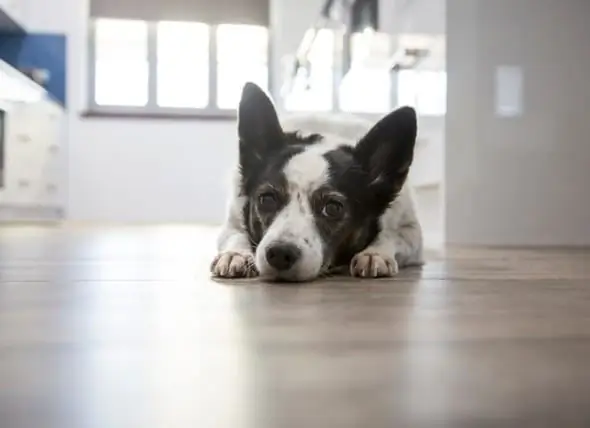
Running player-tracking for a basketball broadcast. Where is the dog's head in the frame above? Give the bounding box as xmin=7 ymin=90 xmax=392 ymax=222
xmin=237 ymin=83 xmax=417 ymax=282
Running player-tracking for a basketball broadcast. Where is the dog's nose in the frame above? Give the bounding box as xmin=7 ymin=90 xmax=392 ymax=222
xmin=266 ymin=243 xmax=301 ymax=271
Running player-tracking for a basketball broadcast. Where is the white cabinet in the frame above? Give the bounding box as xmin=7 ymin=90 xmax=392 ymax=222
xmin=0 ymin=60 xmax=66 ymax=221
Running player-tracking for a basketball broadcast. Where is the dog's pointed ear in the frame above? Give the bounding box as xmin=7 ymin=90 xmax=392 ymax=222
xmin=354 ymin=106 xmax=418 ymax=196
xmin=238 ymin=82 xmax=285 ymax=172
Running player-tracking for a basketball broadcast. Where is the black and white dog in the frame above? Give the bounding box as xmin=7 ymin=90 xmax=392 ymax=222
xmin=211 ymin=82 xmax=423 ymax=282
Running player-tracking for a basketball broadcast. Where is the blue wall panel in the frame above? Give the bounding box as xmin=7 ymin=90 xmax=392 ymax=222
xmin=0 ymin=32 xmax=67 ymax=107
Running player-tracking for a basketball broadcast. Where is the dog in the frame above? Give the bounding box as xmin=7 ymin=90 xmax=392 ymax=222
xmin=210 ymin=82 xmax=423 ymax=282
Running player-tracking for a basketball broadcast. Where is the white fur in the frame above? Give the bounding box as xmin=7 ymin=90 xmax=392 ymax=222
xmin=255 ymin=141 xmax=338 ymax=281
xmin=213 ymin=113 xmax=423 ymax=280
xmin=255 ymin=199 xmax=324 ymax=281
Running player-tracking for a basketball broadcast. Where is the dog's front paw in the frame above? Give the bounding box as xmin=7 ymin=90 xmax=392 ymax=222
xmin=350 ymin=252 xmax=398 ymax=278
xmin=210 ymin=252 xmax=258 ymax=278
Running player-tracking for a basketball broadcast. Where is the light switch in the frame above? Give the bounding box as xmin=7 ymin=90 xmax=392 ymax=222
xmin=495 ymin=66 xmax=523 ymax=117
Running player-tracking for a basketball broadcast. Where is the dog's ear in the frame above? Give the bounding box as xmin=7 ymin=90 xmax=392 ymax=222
xmin=238 ymin=82 xmax=285 ymax=173
xmin=354 ymin=106 xmax=418 ymax=197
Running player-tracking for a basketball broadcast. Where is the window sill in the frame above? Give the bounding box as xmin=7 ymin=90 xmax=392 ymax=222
xmin=81 ymin=107 xmax=237 ymax=121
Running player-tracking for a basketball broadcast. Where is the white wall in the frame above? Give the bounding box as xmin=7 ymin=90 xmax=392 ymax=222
xmin=68 ymin=120 xmax=237 ymax=223
xmin=446 ymin=0 xmax=590 ymax=246
xmin=25 ymin=0 xmax=239 ymax=223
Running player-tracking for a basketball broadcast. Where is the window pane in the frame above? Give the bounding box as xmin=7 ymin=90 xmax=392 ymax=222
xmin=307 ymin=29 xmax=335 ymax=66
xmin=284 ymin=29 xmax=334 ymax=112
xmin=416 ymin=71 xmax=447 ymax=115
xmin=157 ymin=21 xmax=209 ymax=108
xmin=284 ymin=66 xmax=333 ymax=112
xmin=94 ymin=19 xmax=149 ymax=106
xmin=217 ymin=24 xmax=268 ymax=64
xmin=217 ymin=64 xmax=268 ymax=110
xmin=339 ymin=68 xmax=390 ymax=113
xmin=397 ymin=70 xmax=419 ymax=107
xmin=397 ymin=70 xmax=446 ymax=116
xmin=340 ymin=30 xmax=391 ymax=113
xmin=216 ymin=24 xmax=268 ymax=109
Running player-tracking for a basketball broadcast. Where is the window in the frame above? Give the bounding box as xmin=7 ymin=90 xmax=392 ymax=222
xmin=216 ymin=24 xmax=268 ymax=109
xmin=397 ymin=70 xmax=447 ymax=116
xmin=282 ymin=29 xmax=398 ymax=115
xmin=339 ymin=30 xmax=392 ymax=114
xmin=157 ymin=21 xmax=209 ymax=108
xmin=94 ymin=19 xmax=149 ymax=107
xmin=284 ymin=29 xmax=334 ymax=112
xmin=89 ymin=18 xmax=269 ymax=116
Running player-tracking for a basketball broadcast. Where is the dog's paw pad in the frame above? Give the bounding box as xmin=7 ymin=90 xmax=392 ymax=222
xmin=350 ymin=252 xmax=398 ymax=278
xmin=211 ymin=252 xmax=258 ymax=278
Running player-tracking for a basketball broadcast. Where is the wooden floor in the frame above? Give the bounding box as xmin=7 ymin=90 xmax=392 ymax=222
xmin=1 ymin=225 xmax=590 ymax=428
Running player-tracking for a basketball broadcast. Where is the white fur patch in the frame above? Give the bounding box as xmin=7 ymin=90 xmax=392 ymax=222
xmin=254 ymin=144 xmax=333 ymax=281
xmin=284 ymin=145 xmax=331 ymax=191
xmin=255 ymin=199 xmax=324 ymax=281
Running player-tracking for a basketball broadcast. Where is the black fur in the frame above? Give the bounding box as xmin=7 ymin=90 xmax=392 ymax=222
xmin=354 ymin=106 xmax=417 ymax=212
xmin=321 ymin=147 xmax=382 ymax=267
xmin=237 ymin=85 xmax=324 ymax=196
xmin=240 ymin=136 xmax=316 ymax=251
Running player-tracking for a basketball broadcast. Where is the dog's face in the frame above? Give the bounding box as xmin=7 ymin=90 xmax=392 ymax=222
xmin=237 ymin=83 xmax=417 ymax=282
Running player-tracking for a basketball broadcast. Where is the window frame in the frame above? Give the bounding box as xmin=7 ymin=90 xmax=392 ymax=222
xmin=86 ymin=18 xmax=271 ymax=119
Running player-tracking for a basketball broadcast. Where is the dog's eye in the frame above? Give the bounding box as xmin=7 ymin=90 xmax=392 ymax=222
xmin=258 ymin=192 xmax=278 ymax=212
xmin=322 ymin=200 xmax=344 ymax=219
